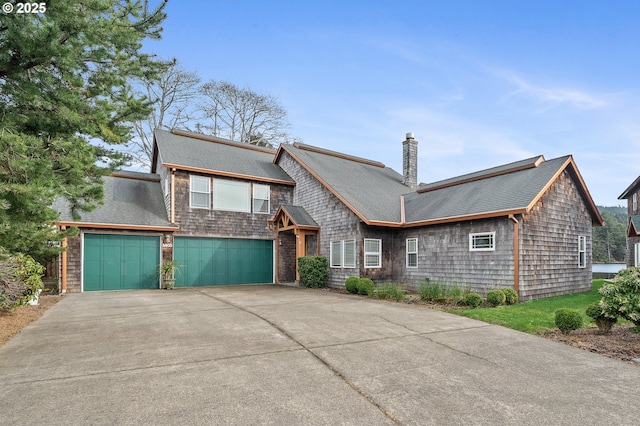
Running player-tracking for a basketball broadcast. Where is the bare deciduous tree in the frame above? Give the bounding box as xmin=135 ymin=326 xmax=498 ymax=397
xmin=197 ymin=80 xmax=290 ymax=148
xmin=131 ymin=60 xmax=201 ymax=166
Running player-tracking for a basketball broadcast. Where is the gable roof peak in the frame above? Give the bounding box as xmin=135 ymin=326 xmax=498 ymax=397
xmin=170 ymin=128 xmax=277 ymax=154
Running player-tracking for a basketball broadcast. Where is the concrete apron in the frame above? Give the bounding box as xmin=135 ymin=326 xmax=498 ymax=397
xmin=1 ymin=285 xmax=639 ymax=425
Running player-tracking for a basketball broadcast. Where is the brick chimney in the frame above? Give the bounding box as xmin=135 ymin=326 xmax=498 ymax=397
xmin=402 ymin=132 xmax=418 ymax=188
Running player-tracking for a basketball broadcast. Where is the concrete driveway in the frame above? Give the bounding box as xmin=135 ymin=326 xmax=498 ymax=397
xmin=1 ymin=285 xmax=639 ymax=425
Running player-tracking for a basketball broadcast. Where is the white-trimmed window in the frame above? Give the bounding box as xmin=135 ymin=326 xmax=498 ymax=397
xmin=634 ymin=193 xmax=638 ymax=212
xmin=330 ymin=240 xmax=355 ymax=268
xmin=253 ymin=184 xmax=270 ymax=214
xmin=469 ymin=232 xmax=495 ymax=251
xmin=578 ymin=236 xmax=586 ymax=268
xmin=213 ymin=179 xmax=250 ymax=212
xmin=190 ymin=175 xmax=210 ymax=209
xmin=406 ymin=238 xmax=418 ymax=268
xmin=364 ymin=238 xmax=382 ymax=268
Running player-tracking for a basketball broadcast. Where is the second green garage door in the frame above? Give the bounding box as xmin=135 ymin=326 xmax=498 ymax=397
xmin=173 ymin=237 xmax=273 ymax=287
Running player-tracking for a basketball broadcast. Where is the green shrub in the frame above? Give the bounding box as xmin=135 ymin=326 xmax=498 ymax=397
xmin=586 ymin=303 xmax=617 ymax=334
xmin=345 ymin=276 xmax=359 ymax=294
xmin=0 ymin=250 xmax=45 ymax=312
xmin=555 ymin=308 xmax=583 ymax=334
xmin=375 ymin=284 xmax=404 ymax=301
xmin=297 ymin=256 xmax=328 ymax=288
xmin=486 ymin=290 xmax=506 ymax=307
xmin=599 ymin=267 xmax=640 ymax=326
xmin=501 ymin=288 xmax=518 ymax=305
xmin=357 ymin=278 xmax=374 ymax=296
xmin=463 ymin=292 xmax=483 ymax=309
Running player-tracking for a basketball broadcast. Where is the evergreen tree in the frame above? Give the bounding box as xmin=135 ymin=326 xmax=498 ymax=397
xmin=0 ymin=0 xmax=168 ymax=259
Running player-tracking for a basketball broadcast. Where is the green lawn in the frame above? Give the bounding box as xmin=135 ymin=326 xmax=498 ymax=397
xmin=450 ymin=280 xmax=607 ymax=334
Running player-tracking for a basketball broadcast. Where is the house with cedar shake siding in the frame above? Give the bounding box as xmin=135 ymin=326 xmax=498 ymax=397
xmin=54 ymin=128 xmax=602 ymax=300
xmin=618 ymin=176 xmax=640 ymax=268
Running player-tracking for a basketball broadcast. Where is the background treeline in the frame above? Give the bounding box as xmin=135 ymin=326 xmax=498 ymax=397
xmin=593 ymin=206 xmax=627 ymax=263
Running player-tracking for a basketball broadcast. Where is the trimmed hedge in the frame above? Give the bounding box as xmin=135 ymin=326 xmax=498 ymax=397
xmin=297 ymin=256 xmax=328 ymax=288
xmin=555 ymin=308 xmax=583 ymax=335
xmin=501 ymin=288 xmax=518 ymax=305
xmin=357 ymin=278 xmax=374 ymax=296
xmin=345 ymin=276 xmax=359 ymax=294
xmin=486 ymin=290 xmax=506 ymax=307
xmin=464 ymin=292 xmax=483 ymax=308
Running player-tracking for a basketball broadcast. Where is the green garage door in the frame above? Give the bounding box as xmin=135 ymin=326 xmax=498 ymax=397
xmin=84 ymin=234 xmax=160 ymax=291
xmin=174 ymin=237 xmax=273 ymax=287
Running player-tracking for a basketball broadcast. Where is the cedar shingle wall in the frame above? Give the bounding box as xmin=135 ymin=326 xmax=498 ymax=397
xmin=278 ymin=151 xmax=361 ymax=288
xmin=172 ymin=170 xmax=293 ymax=239
xmin=520 ymin=169 xmax=593 ymax=300
xmin=277 ymin=231 xmax=296 ymax=282
xmin=65 ymin=234 xmax=82 ymax=293
xmin=391 ymin=218 xmax=515 ymax=294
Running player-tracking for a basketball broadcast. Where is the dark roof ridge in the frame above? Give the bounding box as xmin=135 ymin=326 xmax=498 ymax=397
xmin=171 ymin=128 xmax=277 ymax=154
xmin=110 ymin=171 xmax=160 ymax=182
xmin=292 ymin=142 xmax=386 ymax=168
xmin=417 ymin=155 xmax=545 ymax=194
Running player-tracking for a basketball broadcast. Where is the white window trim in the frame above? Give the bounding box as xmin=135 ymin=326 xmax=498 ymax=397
xmin=189 ymin=175 xmax=210 ymax=209
xmin=252 ymin=184 xmax=270 ymax=214
xmin=469 ymin=232 xmax=496 ymax=252
xmin=635 ymin=242 xmax=640 ymax=268
xmin=578 ymin=235 xmax=586 ymax=268
xmin=364 ymin=238 xmax=382 ymax=268
xmin=406 ymin=238 xmax=418 ymax=268
xmin=213 ymin=179 xmax=251 ymax=212
xmin=330 ymin=240 xmax=356 ymax=269
xmin=330 ymin=241 xmax=342 ymax=268
xmin=634 ymin=193 xmax=638 ymax=212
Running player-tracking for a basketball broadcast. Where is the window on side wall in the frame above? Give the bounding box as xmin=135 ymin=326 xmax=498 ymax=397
xmin=406 ymin=238 xmax=418 ymax=268
xmin=364 ymin=238 xmax=382 ymax=268
xmin=634 ymin=193 xmax=638 ymax=212
xmin=578 ymin=236 xmax=586 ymax=268
xmin=253 ymin=184 xmax=270 ymax=214
xmin=330 ymin=240 xmax=356 ymax=268
xmin=469 ymin=232 xmax=495 ymax=251
xmin=190 ymin=175 xmax=210 ymax=209
xmin=213 ymin=179 xmax=250 ymax=212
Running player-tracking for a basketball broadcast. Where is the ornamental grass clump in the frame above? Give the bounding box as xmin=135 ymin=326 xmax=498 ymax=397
xmin=486 ymin=289 xmax=506 ymax=307
xmin=554 ymin=308 xmax=583 ymax=335
xmin=375 ymin=284 xmax=404 ymax=301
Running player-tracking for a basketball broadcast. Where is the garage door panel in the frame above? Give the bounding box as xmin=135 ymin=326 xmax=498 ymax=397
xmin=174 ymin=237 xmax=272 ymax=287
xmin=84 ymin=234 xmax=159 ymax=291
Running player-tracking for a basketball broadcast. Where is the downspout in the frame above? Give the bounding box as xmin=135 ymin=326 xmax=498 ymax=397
xmin=170 ymin=168 xmax=176 ymax=224
xmin=509 ymin=214 xmax=520 ymax=295
xmin=60 ymin=225 xmax=67 ymax=293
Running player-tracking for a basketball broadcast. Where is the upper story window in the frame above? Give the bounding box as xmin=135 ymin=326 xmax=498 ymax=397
xmin=406 ymin=238 xmax=418 ymax=268
xmin=578 ymin=236 xmax=586 ymax=268
xmin=364 ymin=238 xmax=382 ymax=268
xmin=469 ymin=232 xmax=495 ymax=251
xmin=253 ymin=184 xmax=270 ymax=214
xmin=634 ymin=193 xmax=638 ymax=212
xmin=190 ymin=175 xmax=210 ymax=209
xmin=213 ymin=179 xmax=250 ymax=212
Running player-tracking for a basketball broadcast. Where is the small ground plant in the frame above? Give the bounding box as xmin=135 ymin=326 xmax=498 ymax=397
xmin=586 ymin=303 xmax=617 ymax=334
xmin=419 ymin=281 xmax=467 ymax=305
xmin=0 ymin=251 xmax=45 ymax=312
xmin=463 ymin=292 xmax=483 ymax=308
xmin=555 ymin=308 xmax=583 ymax=334
xmin=501 ymin=288 xmax=518 ymax=305
xmin=486 ymin=290 xmax=506 ymax=307
xmin=345 ymin=276 xmax=359 ymax=294
xmin=375 ymin=284 xmax=404 ymax=301
xmin=357 ymin=278 xmax=374 ymax=296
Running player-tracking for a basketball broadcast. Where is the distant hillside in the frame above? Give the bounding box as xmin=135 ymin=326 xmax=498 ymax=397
xmin=593 ymin=205 xmax=627 ymax=263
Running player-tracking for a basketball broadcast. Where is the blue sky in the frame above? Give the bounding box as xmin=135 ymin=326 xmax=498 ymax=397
xmin=146 ymin=0 xmax=640 ymax=206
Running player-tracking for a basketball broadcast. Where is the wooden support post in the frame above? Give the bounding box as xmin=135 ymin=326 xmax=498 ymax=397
xmin=60 ymin=225 xmax=67 ymax=293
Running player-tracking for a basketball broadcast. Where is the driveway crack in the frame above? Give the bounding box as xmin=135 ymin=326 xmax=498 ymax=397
xmin=197 ymin=290 xmax=402 ymax=426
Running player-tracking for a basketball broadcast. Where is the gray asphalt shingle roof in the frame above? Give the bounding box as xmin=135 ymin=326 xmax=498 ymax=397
xmin=154 ymin=129 xmax=293 ymax=183
xmin=404 ymin=156 xmax=571 ymax=222
xmin=280 ymin=205 xmax=319 ymax=228
xmin=54 ymin=174 xmax=175 ymax=229
xmin=281 ymin=144 xmax=414 ymax=223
